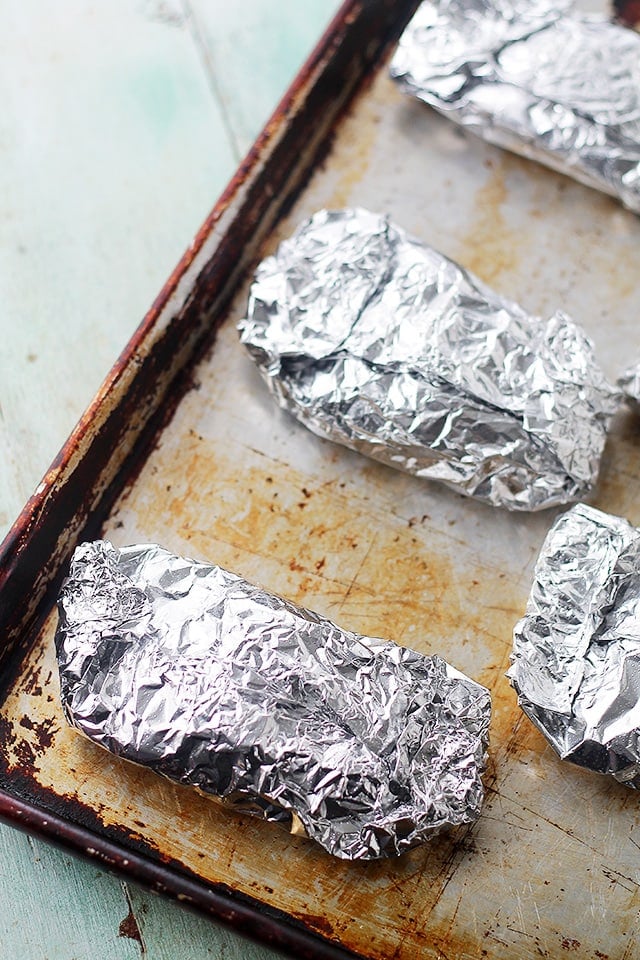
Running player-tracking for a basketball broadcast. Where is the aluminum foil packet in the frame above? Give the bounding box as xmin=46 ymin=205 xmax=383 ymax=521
xmin=390 ymin=0 xmax=640 ymax=213
xmin=239 ymin=208 xmax=619 ymax=511
xmin=55 ymin=539 xmax=491 ymax=860
xmin=509 ymin=504 xmax=640 ymax=787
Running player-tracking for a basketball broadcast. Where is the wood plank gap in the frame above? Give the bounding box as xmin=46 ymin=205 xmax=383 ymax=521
xmin=181 ymin=0 xmax=243 ymax=162
xmin=120 ymin=880 xmax=147 ymax=955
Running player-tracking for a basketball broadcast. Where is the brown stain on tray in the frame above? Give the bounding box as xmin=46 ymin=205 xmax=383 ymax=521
xmin=0 ymin=401 xmax=531 ymax=960
xmin=3 ymin=356 xmax=637 ymax=959
xmin=111 ymin=408 xmax=522 ymax=747
xmin=454 ymin=155 xmax=523 ymax=289
xmin=1 ymin=455 xmax=639 ymax=957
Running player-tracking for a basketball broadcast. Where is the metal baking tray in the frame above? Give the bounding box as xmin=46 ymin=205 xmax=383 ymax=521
xmin=2 ymin=1 xmax=640 ymax=957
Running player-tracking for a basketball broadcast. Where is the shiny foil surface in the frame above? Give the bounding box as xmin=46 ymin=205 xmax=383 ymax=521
xmin=239 ymin=208 xmax=618 ymax=511
xmin=509 ymin=504 xmax=640 ymax=787
xmin=390 ymin=0 xmax=640 ymax=213
xmin=55 ymin=540 xmax=491 ymax=860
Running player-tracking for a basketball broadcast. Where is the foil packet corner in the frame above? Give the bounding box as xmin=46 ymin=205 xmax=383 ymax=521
xmin=239 ymin=206 xmax=619 ymax=512
xmin=55 ymin=539 xmax=491 ymax=860
xmin=509 ymin=503 xmax=640 ymax=787
xmin=390 ymin=0 xmax=640 ymax=213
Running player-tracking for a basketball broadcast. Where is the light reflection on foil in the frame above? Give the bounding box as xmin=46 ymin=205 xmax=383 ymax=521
xmin=239 ymin=208 xmax=619 ymax=511
xmin=55 ymin=540 xmax=491 ymax=859
xmin=390 ymin=0 xmax=640 ymax=213
xmin=509 ymin=504 xmax=640 ymax=787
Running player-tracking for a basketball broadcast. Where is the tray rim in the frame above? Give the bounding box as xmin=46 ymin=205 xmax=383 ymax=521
xmin=0 ymin=787 xmax=366 ymax=960
xmin=0 ymin=1 xmax=419 ymax=957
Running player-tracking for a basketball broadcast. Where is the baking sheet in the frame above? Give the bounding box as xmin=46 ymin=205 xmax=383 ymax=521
xmin=3 ymin=4 xmax=640 ymax=958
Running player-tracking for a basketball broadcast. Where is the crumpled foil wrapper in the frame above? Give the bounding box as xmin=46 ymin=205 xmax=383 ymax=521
xmin=509 ymin=504 xmax=640 ymax=787
xmin=55 ymin=539 xmax=491 ymax=859
xmin=390 ymin=0 xmax=640 ymax=213
xmin=239 ymin=208 xmax=619 ymax=511
xmin=619 ymin=361 xmax=640 ymax=404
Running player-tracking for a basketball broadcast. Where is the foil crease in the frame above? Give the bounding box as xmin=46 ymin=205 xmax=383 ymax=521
xmin=239 ymin=208 xmax=619 ymax=511
xmin=390 ymin=0 xmax=640 ymax=213
xmin=55 ymin=540 xmax=491 ymax=860
xmin=509 ymin=504 xmax=640 ymax=787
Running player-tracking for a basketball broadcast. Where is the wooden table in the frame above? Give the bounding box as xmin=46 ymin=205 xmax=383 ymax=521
xmin=0 ymin=2 xmax=338 ymax=956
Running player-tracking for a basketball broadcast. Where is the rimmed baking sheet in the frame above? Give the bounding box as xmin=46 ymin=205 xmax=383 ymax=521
xmin=2 ymin=2 xmax=640 ymax=958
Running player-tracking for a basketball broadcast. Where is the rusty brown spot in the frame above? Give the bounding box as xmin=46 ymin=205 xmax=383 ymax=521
xmin=19 ymin=715 xmax=58 ymax=752
xmin=561 ymin=938 xmax=581 ymax=951
xmin=21 ymin=651 xmax=46 ymax=698
xmin=12 ymin=737 xmax=36 ymax=767
xmin=0 ymin=715 xmax=16 ymax=750
xmin=119 ymin=907 xmax=144 ymax=949
xmin=297 ymin=913 xmax=336 ymax=940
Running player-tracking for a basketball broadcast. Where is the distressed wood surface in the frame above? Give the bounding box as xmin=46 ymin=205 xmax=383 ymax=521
xmin=0 ymin=1 xmax=337 ymax=957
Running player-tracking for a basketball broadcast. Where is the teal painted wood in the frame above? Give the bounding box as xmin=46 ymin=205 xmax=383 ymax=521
xmin=189 ymin=0 xmax=343 ymax=157
xmin=0 ymin=0 xmax=236 ymax=538
xmin=0 ymin=1 xmax=338 ymax=957
xmin=0 ymin=826 xmax=140 ymax=960
xmin=124 ymin=881 xmax=285 ymax=959
xmin=0 ymin=821 xmax=284 ymax=959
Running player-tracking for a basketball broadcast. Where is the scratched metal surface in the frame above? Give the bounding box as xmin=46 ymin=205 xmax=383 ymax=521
xmin=3 ymin=21 xmax=640 ymax=960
